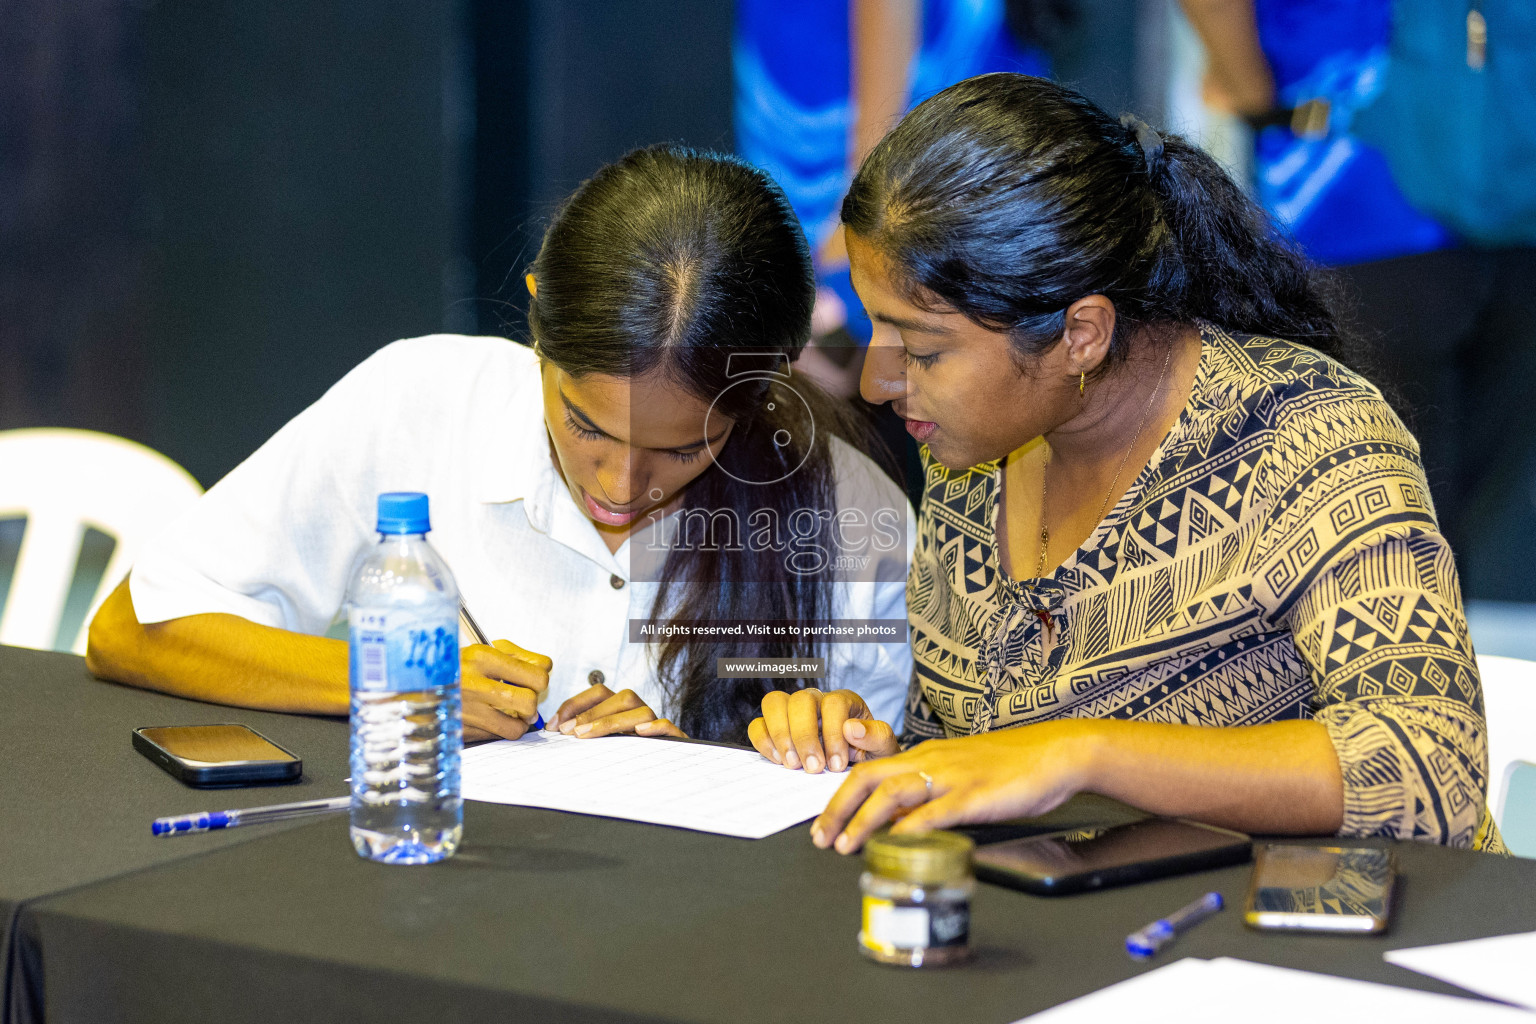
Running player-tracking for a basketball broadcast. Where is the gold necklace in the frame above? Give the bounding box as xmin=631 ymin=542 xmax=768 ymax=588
xmin=1036 ymin=344 xmax=1175 ymax=578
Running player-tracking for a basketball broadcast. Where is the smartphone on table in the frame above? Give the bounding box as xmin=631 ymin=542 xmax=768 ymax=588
xmin=972 ymin=818 xmax=1253 ymax=895
xmin=133 ymin=724 xmax=303 ymax=787
xmin=1243 ymin=843 xmax=1396 ymax=933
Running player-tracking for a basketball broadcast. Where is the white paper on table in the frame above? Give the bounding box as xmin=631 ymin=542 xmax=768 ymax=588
xmin=1016 ymin=957 xmax=1534 ymax=1023
xmin=459 ymin=731 xmax=846 ymax=839
xmin=1015 ymin=958 xmax=1215 ymax=1023
xmin=1385 ymin=931 xmax=1536 ymax=1012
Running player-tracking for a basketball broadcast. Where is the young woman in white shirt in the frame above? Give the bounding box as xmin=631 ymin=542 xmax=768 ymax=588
xmin=86 ymin=146 xmax=913 ymax=749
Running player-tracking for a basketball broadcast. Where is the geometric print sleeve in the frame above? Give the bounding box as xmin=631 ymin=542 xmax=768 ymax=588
xmin=1256 ymin=391 xmax=1502 ymax=850
xmin=1287 ymin=533 xmax=1500 ymax=849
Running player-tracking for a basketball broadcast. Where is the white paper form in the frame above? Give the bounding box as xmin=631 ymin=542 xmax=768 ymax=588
xmin=1386 ymin=931 xmax=1536 ymax=1011
xmin=1016 ymin=957 xmax=1534 ymax=1022
xmin=459 ymin=732 xmax=847 ymax=839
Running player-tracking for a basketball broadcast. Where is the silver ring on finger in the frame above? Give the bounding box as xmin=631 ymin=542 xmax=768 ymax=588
xmin=916 ymin=770 xmax=934 ymax=802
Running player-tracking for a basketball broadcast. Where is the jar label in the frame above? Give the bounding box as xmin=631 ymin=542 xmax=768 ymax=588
xmin=861 ymin=896 xmax=970 ymax=952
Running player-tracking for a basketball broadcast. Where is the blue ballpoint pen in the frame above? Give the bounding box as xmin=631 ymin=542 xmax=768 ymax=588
xmin=1125 ymin=892 xmax=1224 ymax=958
xmin=459 ymin=602 xmax=544 ymax=731
xmin=152 ymin=795 xmax=350 ymax=836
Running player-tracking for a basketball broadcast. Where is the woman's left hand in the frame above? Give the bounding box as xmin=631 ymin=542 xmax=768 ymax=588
xmin=546 ymin=683 xmax=687 ymax=739
xmin=811 ymin=720 xmax=1101 ymax=853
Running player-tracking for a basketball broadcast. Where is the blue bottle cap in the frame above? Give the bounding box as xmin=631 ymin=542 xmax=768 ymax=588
xmin=376 ymin=492 xmax=431 ymax=534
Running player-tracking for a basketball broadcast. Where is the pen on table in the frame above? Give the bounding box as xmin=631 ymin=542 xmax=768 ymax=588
xmin=1125 ymin=892 xmax=1224 ymax=959
xmin=152 ymin=795 xmax=350 ymax=837
xmin=459 ymin=601 xmax=544 ymax=731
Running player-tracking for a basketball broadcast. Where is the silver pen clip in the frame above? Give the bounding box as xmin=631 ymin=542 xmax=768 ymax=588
xmin=459 ymin=602 xmax=489 ymax=646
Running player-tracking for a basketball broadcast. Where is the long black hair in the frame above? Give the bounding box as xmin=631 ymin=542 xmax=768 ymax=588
xmin=841 ymin=73 xmax=1370 ymax=374
xmin=529 ymin=145 xmax=864 ymax=743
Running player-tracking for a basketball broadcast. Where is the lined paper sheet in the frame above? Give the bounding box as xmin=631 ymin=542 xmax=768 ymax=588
xmin=1386 ymin=931 xmax=1536 ymax=1011
xmin=1016 ymin=958 xmax=1533 ymax=1022
xmin=460 ymin=732 xmax=846 ymax=839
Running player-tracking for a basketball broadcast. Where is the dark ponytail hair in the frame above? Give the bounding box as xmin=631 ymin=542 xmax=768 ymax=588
xmin=529 ymin=145 xmax=864 ymax=743
xmin=841 ymin=73 xmax=1369 ymax=373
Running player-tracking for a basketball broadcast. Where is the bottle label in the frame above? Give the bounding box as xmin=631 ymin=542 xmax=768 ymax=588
xmin=860 ymin=896 xmax=970 ymax=953
xmin=349 ymin=609 xmax=459 ymax=693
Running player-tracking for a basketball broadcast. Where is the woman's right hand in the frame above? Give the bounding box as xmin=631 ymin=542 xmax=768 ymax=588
xmin=461 ymin=640 xmax=552 ymax=742
xmin=747 ymin=688 xmax=899 ymax=773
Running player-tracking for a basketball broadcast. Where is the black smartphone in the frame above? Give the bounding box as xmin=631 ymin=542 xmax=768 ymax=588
xmin=972 ymin=818 xmax=1252 ymax=895
xmin=1243 ymin=843 xmax=1396 ymax=933
xmin=133 ymin=724 xmax=303 ymax=787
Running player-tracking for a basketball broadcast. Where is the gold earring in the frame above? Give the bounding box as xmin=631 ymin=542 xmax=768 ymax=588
xmin=1079 ymin=371 xmax=1086 ymax=397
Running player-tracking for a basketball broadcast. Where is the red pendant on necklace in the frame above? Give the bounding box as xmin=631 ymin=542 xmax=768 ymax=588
xmin=1033 ymin=607 xmax=1054 ymax=639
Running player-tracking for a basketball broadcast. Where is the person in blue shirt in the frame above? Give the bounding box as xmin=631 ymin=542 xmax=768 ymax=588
xmin=1184 ymin=0 xmax=1536 ymax=600
xmin=735 ymin=0 xmax=1047 ymax=386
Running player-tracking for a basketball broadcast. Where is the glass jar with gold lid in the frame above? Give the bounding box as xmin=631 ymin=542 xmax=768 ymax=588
xmin=859 ymin=830 xmax=975 ymax=966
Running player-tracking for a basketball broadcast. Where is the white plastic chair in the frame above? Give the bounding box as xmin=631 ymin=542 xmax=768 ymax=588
xmin=1477 ymin=654 xmax=1536 ymax=856
xmin=0 ymin=428 xmax=202 ymax=654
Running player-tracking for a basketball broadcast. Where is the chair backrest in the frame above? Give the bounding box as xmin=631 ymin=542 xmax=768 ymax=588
xmin=1477 ymin=654 xmax=1536 ymax=856
xmin=1498 ymin=761 xmax=1536 ymax=858
xmin=0 ymin=428 xmax=202 ymax=654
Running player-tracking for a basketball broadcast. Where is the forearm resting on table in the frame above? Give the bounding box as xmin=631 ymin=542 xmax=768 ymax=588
xmin=86 ymin=578 xmax=349 ymax=715
xmin=1082 ymin=718 xmax=1344 ymax=835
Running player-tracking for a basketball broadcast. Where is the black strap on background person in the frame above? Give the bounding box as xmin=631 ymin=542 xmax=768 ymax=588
xmin=1241 ymin=98 xmax=1332 ymax=139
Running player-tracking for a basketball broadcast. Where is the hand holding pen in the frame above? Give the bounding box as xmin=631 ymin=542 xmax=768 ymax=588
xmin=458 ymin=603 xmax=550 ymax=739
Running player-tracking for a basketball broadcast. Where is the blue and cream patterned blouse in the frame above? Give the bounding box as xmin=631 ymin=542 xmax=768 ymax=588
xmin=903 ymin=324 xmax=1503 ymax=851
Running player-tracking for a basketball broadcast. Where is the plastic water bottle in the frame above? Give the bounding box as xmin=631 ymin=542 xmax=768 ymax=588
xmin=346 ymin=492 xmax=463 ymax=864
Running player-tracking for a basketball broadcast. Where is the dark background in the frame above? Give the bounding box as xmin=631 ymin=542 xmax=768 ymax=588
xmin=1 ymin=0 xmax=733 ymax=487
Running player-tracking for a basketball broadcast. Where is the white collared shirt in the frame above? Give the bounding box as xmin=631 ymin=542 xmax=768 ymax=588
xmin=131 ymin=335 xmax=914 ymax=730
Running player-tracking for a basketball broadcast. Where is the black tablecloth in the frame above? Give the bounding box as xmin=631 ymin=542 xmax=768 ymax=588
xmin=6 ymin=644 xmax=1536 ymax=1024
xmin=0 ymin=645 xmax=350 ymax=1021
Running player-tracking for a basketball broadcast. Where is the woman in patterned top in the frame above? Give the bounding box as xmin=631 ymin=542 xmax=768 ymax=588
xmin=749 ymin=73 xmax=1505 ymax=855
